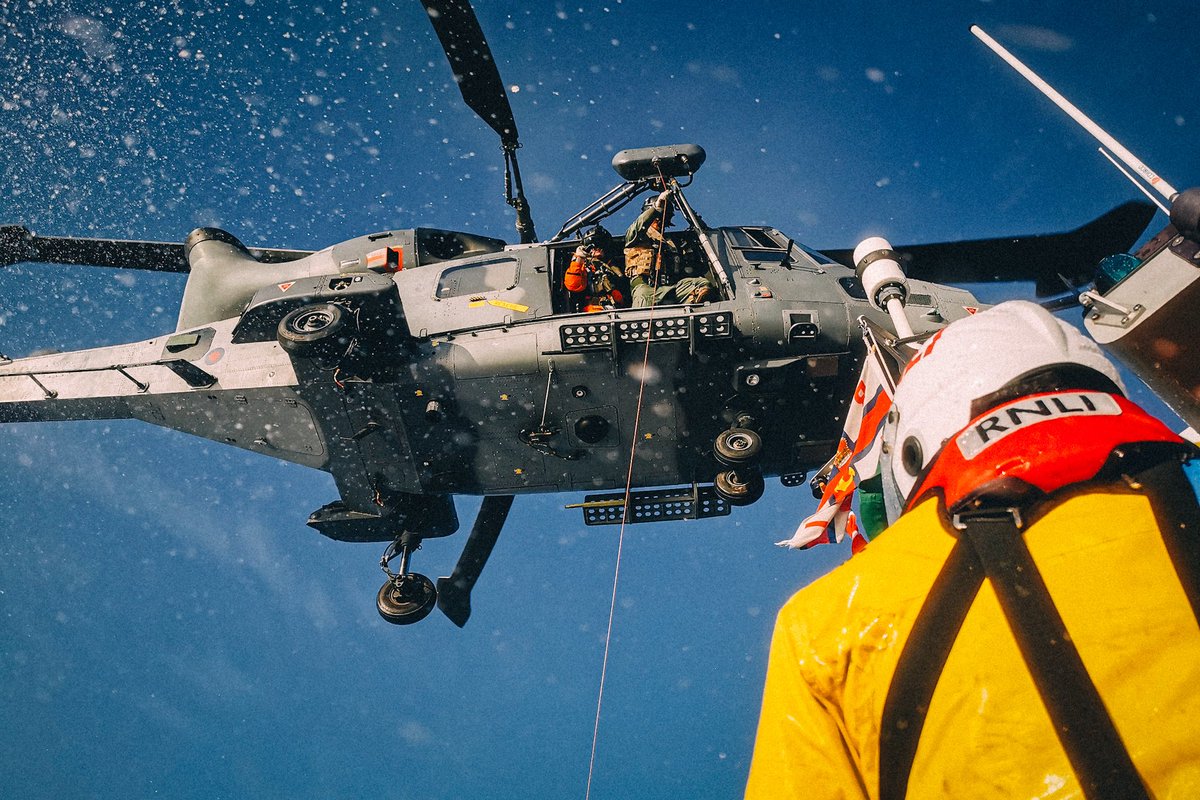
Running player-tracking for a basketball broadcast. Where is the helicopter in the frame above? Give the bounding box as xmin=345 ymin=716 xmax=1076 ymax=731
xmin=0 ymin=0 xmax=1161 ymax=627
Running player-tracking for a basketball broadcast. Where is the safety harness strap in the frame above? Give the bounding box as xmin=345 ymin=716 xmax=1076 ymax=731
xmin=878 ymin=543 xmax=983 ymax=800
xmin=958 ymin=512 xmax=1150 ymax=800
xmin=880 ymin=508 xmax=1155 ymax=800
xmin=1143 ymin=459 xmax=1200 ymax=626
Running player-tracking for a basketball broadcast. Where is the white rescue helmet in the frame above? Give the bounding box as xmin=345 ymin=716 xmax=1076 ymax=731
xmin=885 ymin=301 xmax=1125 ymax=506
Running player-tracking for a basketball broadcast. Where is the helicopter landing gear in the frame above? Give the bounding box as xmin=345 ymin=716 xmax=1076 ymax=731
xmin=714 ymin=467 xmax=765 ymax=507
xmin=277 ymin=303 xmax=350 ymax=358
xmin=712 ymin=414 xmax=765 ymax=506
xmin=377 ymin=532 xmax=438 ymax=625
xmin=713 ymin=426 xmax=762 ymax=466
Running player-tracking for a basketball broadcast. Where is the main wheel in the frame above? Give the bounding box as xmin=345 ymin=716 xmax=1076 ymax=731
xmin=714 ymin=427 xmax=763 ymax=466
xmin=277 ymin=303 xmax=348 ymax=357
xmin=714 ymin=468 xmax=765 ymax=507
xmin=376 ymin=573 xmax=438 ymax=625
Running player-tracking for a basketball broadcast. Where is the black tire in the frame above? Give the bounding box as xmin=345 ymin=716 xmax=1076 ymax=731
xmin=714 ymin=427 xmax=763 ymax=466
xmin=277 ymin=303 xmax=348 ymax=357
xmin=376 ymin=573 xmax=438 ymax=625
xmin=714 ymin=468 xmax=765 ymax=507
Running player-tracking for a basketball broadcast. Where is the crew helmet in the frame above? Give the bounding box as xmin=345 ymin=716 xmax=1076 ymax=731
xmin=884 ymin=300 xmax=1124 ymax=505
xmin=581 ymin=224 xmax=610 ymax=249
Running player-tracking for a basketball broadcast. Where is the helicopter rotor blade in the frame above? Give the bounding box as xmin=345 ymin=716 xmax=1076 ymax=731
xmin=420 ymin=0 xmax=536 ymax=242
xmin=420 ymin=0 xmax=519 ymax=147
xmin=0 ymin=226 xmax=188 ymax=271
xmin=0 ymin=226 xmax=311 ymax=272
xmin=436 ymin=494 xmax=514 ymax=627
xmin=821 ymin=200 xmax=1156 ymax=296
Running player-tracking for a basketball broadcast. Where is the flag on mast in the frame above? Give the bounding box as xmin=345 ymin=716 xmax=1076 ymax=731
xmin=778 ymin=352 xmax=893 ymax=552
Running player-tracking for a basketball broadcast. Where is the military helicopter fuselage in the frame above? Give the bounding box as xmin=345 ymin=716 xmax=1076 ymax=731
xmin=0 ymin=162 xmax=980 ymax=539
xmin=0 ymin=0 xmax=1160 ymax=627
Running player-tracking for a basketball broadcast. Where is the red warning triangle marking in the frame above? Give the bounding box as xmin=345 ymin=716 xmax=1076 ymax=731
xmin=278 ymin=282 xmax=295 ymax=292
xmin=964 ymin=306 xmax=979 ymax=315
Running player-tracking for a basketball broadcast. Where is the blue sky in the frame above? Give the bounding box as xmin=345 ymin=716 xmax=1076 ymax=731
xmin=1 ymin=2 xmax=1197 ymax=798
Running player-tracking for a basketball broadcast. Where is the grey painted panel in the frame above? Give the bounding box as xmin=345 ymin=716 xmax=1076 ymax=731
xmin=451 ymin=333 xmax=540 ymax=379
xmin=397 ymin=248 xmax=551 ymax=335
xmin=135 ymin=390 xmax=327 ymax=467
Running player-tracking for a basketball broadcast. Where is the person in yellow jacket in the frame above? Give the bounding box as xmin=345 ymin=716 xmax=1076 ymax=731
xmin=746 ymin=301 xmax=1200 ymax=799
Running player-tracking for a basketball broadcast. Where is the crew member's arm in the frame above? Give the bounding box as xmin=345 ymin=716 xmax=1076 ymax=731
xmin=624 ymin=204 xmax=659 ymax=247
xmin=564 ymin=248 xmax=588 ymax=293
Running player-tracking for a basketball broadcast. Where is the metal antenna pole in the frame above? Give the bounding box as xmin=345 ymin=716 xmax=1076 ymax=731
xmin=1097 ymin=148 xmax=1170 ymax=215
xmin=971 ymin=25 xmax=1178 ymax=202
xmin=667 ymin=180 xmax=733 ymax=299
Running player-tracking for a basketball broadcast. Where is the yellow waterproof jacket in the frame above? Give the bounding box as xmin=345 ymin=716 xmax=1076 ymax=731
xmin=746 ymin=454 xmax=1200 ymax=799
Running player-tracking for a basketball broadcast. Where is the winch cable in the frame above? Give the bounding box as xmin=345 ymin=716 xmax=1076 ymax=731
xmin=585 ymin=170 xmax=673 ymax=800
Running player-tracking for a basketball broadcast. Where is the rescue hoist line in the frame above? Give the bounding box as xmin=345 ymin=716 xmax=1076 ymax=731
xmin=585 ymin=171 xmax=674 ymax=800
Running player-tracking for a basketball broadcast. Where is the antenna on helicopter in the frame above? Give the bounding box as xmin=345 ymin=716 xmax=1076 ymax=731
xmin=421 ymin=0 xmax=537 ymax=243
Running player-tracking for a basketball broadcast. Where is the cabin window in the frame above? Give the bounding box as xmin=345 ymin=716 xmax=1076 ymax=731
xmin=436 ymin=259 xmax=519 ymax=298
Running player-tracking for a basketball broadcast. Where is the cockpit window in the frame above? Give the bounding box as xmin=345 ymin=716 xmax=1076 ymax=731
xmin=728 ymin=228 xmax=783 ymax=249
xmin=793 ymin=241 xmax=838 ymax=266
xmin=740 ymin=248 xmax=791 ymax=264
xmin=729 ymin=227 xmax=837 ymax=267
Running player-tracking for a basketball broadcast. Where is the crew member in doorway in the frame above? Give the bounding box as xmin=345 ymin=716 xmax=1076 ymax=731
xmin=565 ymin=226 xmax=627 ymax=312
xmin=746 ymin=301 xmax=1200 ymax=800
xmin=624 ymin=190 xmax=714 ymax=307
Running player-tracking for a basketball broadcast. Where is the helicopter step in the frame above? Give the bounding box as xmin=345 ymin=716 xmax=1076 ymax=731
xmin=573 ymin=485 xmax=731 ymax=526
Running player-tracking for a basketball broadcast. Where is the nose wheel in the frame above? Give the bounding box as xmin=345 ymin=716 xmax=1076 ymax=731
xmin=714 ymin=426 xmax=762 ymax=466
xmin=714 ymin=467 xmax=765 ymax=506
xmin=377 ymin=532 xmax=438 ymax=625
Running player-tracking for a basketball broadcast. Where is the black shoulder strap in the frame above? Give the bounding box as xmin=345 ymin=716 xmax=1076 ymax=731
xmin=957 ymin=512 xmax=1150 ymax=800
xmin=880 ymin=508 xmax=1151 ymax=800
xmin=1140 ymin=458 xmax=1200 ymax=626
xmin=878 ymin=542 xmax=983 ymax=800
